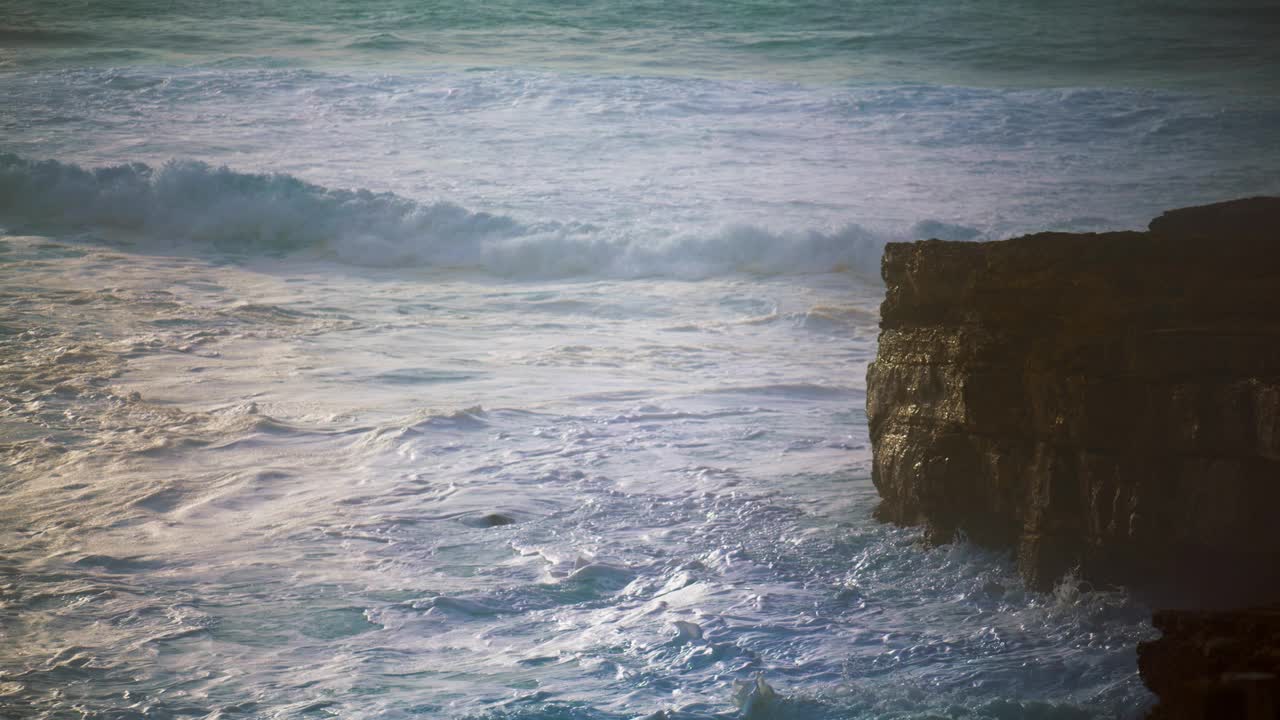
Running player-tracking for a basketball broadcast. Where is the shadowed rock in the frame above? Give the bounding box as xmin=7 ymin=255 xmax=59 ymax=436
xmin=865 ymin=197 xmax=1280 ymax=718
xmin=477 ymin=513 xmax=516 ymax=527
xmin=867 ymin=196 xmax=1280 ymax=605
xmin=1139 ymin=608 xmax=1280 ymax=719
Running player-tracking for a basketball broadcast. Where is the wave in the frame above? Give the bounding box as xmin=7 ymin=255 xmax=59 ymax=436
xmin=0 ymin=154 xmax=934 ymax=279
xmin=0 ymin=27 xmax=98 ymax=46
xmin=345 ymin=32 xmax=419 ymax=51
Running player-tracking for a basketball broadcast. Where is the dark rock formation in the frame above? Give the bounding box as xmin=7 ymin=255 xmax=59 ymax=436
xmin=867 ymin=196 xmax=1280 ymax=604
xmin=1139 ymin=608 xmax=1280 ymax=718
xmin=866 ymin=197 xmax=1280 ymax=716
xmin=478 ymin=512 xmax=516 ymax=527
xmin=463 ymin=512 xmax=517 ymax=528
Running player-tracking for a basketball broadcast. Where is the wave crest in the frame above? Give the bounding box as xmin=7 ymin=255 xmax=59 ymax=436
xmin=0 ymin=154 xmax=898 ymax=278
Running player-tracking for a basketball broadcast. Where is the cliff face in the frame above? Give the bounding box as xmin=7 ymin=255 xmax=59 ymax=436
xmin=1138 ymin=608 xmax=1280 ymax=718
xmin=866 ymin=197 xmax=1280 ymax=606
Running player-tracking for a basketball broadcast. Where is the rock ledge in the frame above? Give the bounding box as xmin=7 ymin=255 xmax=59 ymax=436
xmin=868 ymin=197 xmax=1280 ymax=604
xmin=865 ymin=197 xmax=1280 ymax=716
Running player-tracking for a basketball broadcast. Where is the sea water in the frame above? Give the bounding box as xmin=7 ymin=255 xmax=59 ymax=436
xmin=2 ymin=2 xmax=1279 ymax=718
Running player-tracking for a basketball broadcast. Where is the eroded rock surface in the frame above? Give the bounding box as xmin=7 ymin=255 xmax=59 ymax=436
xmin=867 ymin=196 xmax=1280 ymax=605
xmin=865 ymin=194 xmax=1280 ymax=712
xmin=866 ymin=196 xmax=1280 ymax=717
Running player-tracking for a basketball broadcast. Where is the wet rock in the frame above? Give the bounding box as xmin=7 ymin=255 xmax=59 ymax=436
xmin=867 ymin=196 xmax=1280 ymax=604
xmin=477 ymin=513 xmax=515 ymax=527
xmin=865 ymin=197 xmax=1280 ymax=719
xmin=981 ymin=580 xmax=1005 ymax=599
xmin=1139 ymin=607 xmax=1280 ymax=719
xmin=671 ymin=620 xmax=703 ymax=644
xmin=730 ymin=673 xmax=778 ymax=716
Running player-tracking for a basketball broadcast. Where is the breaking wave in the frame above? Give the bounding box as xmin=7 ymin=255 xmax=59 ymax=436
xmin=0 ymin=154 xmax=931 ymax=279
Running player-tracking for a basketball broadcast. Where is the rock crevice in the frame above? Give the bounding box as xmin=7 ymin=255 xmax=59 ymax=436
xmin=866 ymin=197 xmax=1280 ymax=716
xmin=867 ymin=197 xmax=1280 ymax=606
xmin=867 ymin=197 xmax=1280 ymax=717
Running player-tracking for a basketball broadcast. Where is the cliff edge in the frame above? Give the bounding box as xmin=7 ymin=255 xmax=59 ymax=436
xmin=866 ymin=197 xmax=1280 ymax=714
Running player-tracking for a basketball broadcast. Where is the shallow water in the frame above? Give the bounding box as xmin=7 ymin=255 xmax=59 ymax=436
xmin=3 ymin=1 xmax=1278 ymax=717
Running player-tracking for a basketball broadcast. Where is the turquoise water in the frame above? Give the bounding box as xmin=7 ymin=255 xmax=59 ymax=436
xmin=6 ymin=0 xmax=1280 ymax=91
xmin=1 ymin=2 xmax=1278 ymax=719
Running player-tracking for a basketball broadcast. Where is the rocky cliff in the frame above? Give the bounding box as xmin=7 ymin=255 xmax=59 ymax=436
xmin=866 ymin=197 xmax=1280 ymax=715
xmin=1139 ymin=607 xmax=1280 ymax=718
xmin=867 ymin=196 xmax=1280 ymax=604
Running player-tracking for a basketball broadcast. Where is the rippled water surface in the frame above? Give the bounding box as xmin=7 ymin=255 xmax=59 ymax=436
xmin=1 ymin=240 xmax=1156 ymax=718
xmin=3 ymin=1 xmax=1279 ymax=717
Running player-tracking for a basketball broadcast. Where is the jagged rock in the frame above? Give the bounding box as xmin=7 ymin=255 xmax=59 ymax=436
xmin=866 ymin=196 xmax=1280 ymax=719
xmin=866 ymin=196 xmax=1280 ymax=605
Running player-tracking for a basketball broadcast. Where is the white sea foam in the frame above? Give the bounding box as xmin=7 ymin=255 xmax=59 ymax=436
xmin=0 ymin=154 xmax=894 ymax=278
xmin=8 ymin=64 xmax=1274 ymax=287
xmin=0 ymin=233 xmax=1159 ymax=719
xmin=5 ymin=7 xmax=1266 ymax=713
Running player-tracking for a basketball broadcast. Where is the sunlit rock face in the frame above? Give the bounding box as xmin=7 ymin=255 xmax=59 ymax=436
xmin=866 ymin=196 xmax=1280 ymax=606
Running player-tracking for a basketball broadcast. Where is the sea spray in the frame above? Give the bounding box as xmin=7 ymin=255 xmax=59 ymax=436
xmin=0 ymin=154 xmax=894 ymax=278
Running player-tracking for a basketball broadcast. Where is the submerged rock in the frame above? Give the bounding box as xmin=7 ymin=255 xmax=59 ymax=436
xmin=865 ymin=197 xmax=1280 ymax=718
xmin=472 ymin=512 xmax=516 ymax=527
xmin=671 ymin=620 xmax=703 ymax=644
xmin=730 ymin=673 xmax=778 ymax=716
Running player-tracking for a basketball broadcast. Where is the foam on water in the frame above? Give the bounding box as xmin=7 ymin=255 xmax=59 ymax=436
xmin=0 ymin=153 xmax=886 ymax=278
xmin=3 ymin=1 xmax=1278 ymax=717
xmin=3 ymin=67 xmax=1279 ymax=258
xmin=0 ymin=237 xmax=1155 ymax=718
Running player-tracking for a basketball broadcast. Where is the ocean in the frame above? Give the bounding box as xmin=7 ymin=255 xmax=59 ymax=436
xmin=2 ymin=1 xmax=1279 ymax=718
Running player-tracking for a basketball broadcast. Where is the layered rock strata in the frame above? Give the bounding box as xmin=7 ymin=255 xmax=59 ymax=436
xmin=867 ymin=196 xmax=1280 ymax=606
xmin=867 ymin=198 xmax=1280 ymax=715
